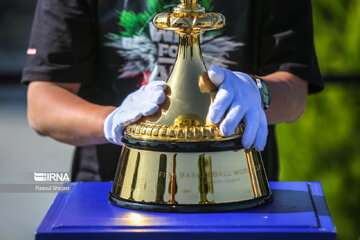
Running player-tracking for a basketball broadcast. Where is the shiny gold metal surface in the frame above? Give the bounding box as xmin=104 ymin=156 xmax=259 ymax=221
xmin=124 ymin=2 xmax=226 ymax=142
xmin=123 ymin=33 xmax=238 ymax=142
xmin=153 ymin=0 xmax=225 ymax=34
xmin=112 ymin=146 xmax=270 ymax=205
xmin=110 ymin=0 xmax=272 ymax=212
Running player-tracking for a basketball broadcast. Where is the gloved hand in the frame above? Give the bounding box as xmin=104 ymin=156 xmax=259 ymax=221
xmin=104 ymin=81 xmax=167 ymax=145
xmin=207 ymin=65 xmax=268 ymax=151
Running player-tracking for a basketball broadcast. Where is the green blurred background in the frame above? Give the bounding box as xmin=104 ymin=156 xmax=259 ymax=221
xmin=277 ymin=1 xmax=360 ymax=239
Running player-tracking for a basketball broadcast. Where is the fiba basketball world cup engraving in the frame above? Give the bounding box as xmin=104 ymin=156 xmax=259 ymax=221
xmin=109 ymin=0 xmax=272 ymax=212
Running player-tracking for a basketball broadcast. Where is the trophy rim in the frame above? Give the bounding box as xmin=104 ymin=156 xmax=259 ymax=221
xmin=121 ymin=136 xmax=247 ymax=153
xmin=108 ymin=191 xmax=273 ymax=213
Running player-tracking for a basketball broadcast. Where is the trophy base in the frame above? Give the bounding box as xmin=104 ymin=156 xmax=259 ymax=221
xmin=109 ymin=191 xmax=272 ymax=213
xmin=110 ymin=139 xmax=271 ymax=213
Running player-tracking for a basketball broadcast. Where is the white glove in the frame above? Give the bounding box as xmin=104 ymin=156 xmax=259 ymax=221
xmin=104 ymin=81 xmax=167 ymax=145
xmin=208 ymin=65 xmax=268 ymax=151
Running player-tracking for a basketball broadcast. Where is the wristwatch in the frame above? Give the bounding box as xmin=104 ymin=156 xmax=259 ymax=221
xmin=249 ymin=74 xmax=271 ymax=110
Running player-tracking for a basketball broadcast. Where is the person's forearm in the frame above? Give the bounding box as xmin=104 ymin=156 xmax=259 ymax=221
xmin=260 ymin=71 xmax=308 ymax=125
xmin=27 ymin=81 xmax=115 ymax=146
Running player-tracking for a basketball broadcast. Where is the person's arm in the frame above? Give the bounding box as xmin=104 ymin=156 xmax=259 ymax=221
xmin=27 ymin=81 xmax=115 ymax=146
xmin=27 ymin=80 xmax=167 ymax=147
xmin=261 ymin=71 xmax=308 ymax=125
xmin=207 ymin=66 xmax=308 ymax=151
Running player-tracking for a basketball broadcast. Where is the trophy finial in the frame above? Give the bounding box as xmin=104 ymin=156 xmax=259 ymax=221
xmin=153 ymin=0 xmax=225 ymax=34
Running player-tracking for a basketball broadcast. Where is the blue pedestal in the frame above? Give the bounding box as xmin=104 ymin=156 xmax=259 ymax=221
xmin=35 ymin=182 xmax=336 ymax=240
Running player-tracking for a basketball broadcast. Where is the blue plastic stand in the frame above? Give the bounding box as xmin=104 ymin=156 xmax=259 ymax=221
xmin=35 ymin=182 xmax=336 ymax=240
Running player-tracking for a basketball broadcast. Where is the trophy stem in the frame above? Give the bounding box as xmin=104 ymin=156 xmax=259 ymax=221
xmin=177 ymin=34 xmax=203 ymax=61
xmin=150 ymin=33 xmax=210 ymax=128
xmin=181 ymin=0 xmax=198 ymax=5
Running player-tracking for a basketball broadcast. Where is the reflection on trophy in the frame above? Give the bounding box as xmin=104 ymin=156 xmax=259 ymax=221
xmin=109 ymin=0 xmax=272 ymax=212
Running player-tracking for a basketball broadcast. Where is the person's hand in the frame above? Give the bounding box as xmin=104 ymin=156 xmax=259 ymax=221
xmin=207 ymin=65 xmax=268 ymax=151
xmin=104 ymin=81 xmax=167 ymax=145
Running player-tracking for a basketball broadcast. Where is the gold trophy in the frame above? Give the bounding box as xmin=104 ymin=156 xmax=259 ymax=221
xmin=109 ymin=0 xmax=272 ymax=212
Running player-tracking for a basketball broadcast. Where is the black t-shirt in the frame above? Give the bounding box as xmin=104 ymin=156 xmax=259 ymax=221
xmin=22 ymin=0 xmax=323 ymax=182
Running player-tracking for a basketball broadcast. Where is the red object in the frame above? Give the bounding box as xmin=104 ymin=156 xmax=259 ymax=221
xmin=136 ymin=71 xmax=151 ymax=88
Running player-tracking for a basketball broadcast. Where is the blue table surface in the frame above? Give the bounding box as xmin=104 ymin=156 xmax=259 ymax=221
xmin=36 ymin=182 xmax=336 ymax=240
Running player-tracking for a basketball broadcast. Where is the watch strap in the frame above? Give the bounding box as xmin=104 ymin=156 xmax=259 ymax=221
xmin=248 ymin=74 xmax=271 ymax=110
